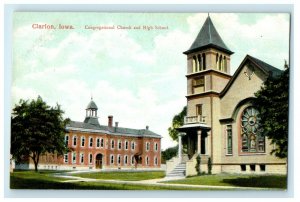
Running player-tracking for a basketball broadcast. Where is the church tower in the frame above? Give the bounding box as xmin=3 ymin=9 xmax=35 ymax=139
xmin=84 ymin=98 xmax=100 ymax=126
xmin=183 ymin=15 xmax=233 ymax=122
xmin=177 ymin=15 xmax=234 ymax=160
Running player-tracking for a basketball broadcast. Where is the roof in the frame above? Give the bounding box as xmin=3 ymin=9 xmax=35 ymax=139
xmin=66 ymin=121 xmax=161 ymax=139
xmin=86 ymin=99 xmax=98 ymax=110
xmin=184 ymin=16 xmax=233 ymax=55
xmin=220 ymin=55 xmax=283 ymax=98
xmin=84 ymin=117 xmax=100 ymax=126
xmin=247 ymin=55 xmax=282 ymax=78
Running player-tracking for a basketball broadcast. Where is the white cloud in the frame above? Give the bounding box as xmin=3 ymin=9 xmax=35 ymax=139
xmin=12 ymin=13 xmax=290 ymax=150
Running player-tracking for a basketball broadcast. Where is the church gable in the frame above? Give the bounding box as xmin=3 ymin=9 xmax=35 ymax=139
xmin=219 ymin=55 xmax=279 ymax=119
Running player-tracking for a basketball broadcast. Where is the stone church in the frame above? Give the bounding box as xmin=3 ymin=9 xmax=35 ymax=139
xmin=166 ymin=16 xmax=287 ymax=176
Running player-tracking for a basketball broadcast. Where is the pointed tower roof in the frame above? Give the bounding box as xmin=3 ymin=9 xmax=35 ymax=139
xmin=86 ymin=97 xmax=98 ymax=110
xmin=184 ymin=15 xmax=233 ymax=55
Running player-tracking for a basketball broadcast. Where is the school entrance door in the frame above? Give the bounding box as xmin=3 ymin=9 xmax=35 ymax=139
xmin=96 ymin=154 xmax=103 ymax=169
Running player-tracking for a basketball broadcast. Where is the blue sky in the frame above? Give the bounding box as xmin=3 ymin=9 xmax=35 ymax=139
xmin=12 ymin=12 xmax=290 ymax=149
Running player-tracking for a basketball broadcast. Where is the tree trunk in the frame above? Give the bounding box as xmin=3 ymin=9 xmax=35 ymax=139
xmin=31 ymin=152 xmax=40 ymax=172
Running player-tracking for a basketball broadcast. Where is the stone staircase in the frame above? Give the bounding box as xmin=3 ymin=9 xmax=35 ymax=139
xmin=166 ymin=162 xmax=186 ymax=177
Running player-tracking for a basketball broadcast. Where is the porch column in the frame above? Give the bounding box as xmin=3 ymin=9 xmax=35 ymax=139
xmin=197 ymin=130 xmax=202 ymax=154
xmin=178 ymin=132 xmax=185 ymax=162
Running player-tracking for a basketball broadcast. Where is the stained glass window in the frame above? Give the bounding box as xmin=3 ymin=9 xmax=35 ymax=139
xmin=241 ymin=107 xmax=265 ymax=153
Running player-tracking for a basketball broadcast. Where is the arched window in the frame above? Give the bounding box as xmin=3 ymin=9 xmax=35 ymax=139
xmin=224 ymin=56 xmax=227 ymax=72
xmin=202 ymin=53 xmax=206 ymax=70
xmin=241 ymin=107 xmax=265 ymax=153
xmin=198 ymin=54 xmax=202 ymax=71
xmin=219 ymin=55 xmax=223 ymax=70
xmin=81 ymin=136 xmax=85 ymax=147
xmin=192 ymin=56 xmax=197 ymax=73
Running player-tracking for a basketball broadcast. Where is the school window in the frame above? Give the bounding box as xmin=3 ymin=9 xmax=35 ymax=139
xmin=154 ymin=157 xmax=158 ymax=165
xmin=146 ymin=142 xmax=150 ymax=151
xmin=111 ymin=139 xmax=115 ymax=149
xmin=73 ymin=135 xmax=77 ymax=146
xmin=89 ymin=137 xmax=93 ymax=147
xmin=154 ymin=143 xmax=158 ymax=151
xmin=131 ymin=141 xmax=135 ymax=150
xmin=100 ymin=138 xmax=104 ymax=147
xmin=118 ymin=140 xmax=122 ymax=150
xmin=72 ymin=152 xmax=76 ymax=164
xmin=227 ymin=125 xmax=233 ymax=155
xmin=80 ymin=153 xmax=84 ymax=164
xmin=117 ymin=155 xmax=121 ymax=165
xmin=89 ymin=153 xmax=93 ymax=164
xmin=146 ymin=156 xmax=149 ymax=165
xmin=65 ymin=135 xmax=69 ymax=146
xmin=64 ymin=154 xmax=68 ymax=163
xmin=241 ymin=164 xmax=246 ymax=171
xmin=124 ymin=155 xmax=128 ymax=165
xmin=110 ymin=155 xmax=114 ymax=164
xmin=81 ymin=136 xmax=85 ymax=147
xmin=96 ymin=138 xmax=100 ymax=147
xmin=125 ymin=140 xmax=128 ymax=150
xmin=131 ymin=155 xmax=135 ymax=165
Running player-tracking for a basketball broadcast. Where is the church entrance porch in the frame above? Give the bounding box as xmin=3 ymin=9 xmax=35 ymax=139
xmin=95 ymin=153 xmax=103 ymax=169
xmin=166 ymin=123 xmax=211 ymax=177
xmin=177 ymin=124 xmax=211 ymax=162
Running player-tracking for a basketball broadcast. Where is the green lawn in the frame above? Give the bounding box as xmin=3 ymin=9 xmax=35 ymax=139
xmin=72 ymin=171 xmax=165 ymax=181
xmin=10 ymin=170 xmax=204 ymax=190
xmin=162 ymin=174 xmax=287 ymax=189
xmin=10 ymin=171 xmax=287 ymax=190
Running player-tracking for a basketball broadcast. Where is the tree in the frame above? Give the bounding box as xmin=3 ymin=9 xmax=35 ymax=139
xmin=11 ymin=96 xmax=70 ymax=172
xmin=254 ymin=64 xmax=289 ymax=158
xmin=168 ymin=106 xmax=187 ymax=141
xmin=161 ymin=146 xmax=178 ymax=164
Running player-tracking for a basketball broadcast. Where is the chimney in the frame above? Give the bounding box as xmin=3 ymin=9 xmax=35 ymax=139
xmin=146 ymin=126 xmax=149 ymax=130
xmin=108 ymin=115 xmax=113 ymax=128
xmin=115 ymin=122 xmax=119 ymax=132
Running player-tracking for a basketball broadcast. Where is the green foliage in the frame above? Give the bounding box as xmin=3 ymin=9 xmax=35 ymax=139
xmin=11 ymin=96 xmax=70 ymax=171
xmin=168 ymin=106 xmax=187 ymax=141
xmin=195 ymin=155 xmax=201 ymax=175
xmin=161 ymin=146 xmax=178 ymax=163
xmin=207 ymin=157 xmax=212 ymax=175
xmin=254 ymin=65 xmax=289 ymax=158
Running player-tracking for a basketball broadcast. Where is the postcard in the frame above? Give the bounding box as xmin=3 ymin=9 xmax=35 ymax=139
xmin=10 ymin=12 xmax=290 ymax=191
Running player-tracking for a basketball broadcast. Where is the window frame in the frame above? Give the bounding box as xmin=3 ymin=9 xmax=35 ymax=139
xmin=118 ymin=140 xmax=122 ymax=150
xmin=146 ymin=142 xmax=150 ymax=151
xmin=131 ymin=141 xmax=135 ymax=150
xmin=226 ymin=125 xmax=233 ymax=155
xmin=64 ymin=153 xmax=68 ymax=163
xmin=72 ymin=152 xmax=76 ymax=164
xmin=124 ymin=155 xmax=128 ymax=165
xmin=111 ymin=139 xmax=115 ymax=149
xmin=89 ymin=153 xmax=93 ymax=164
xmin=72 ymin=135 xmax=77 ymax=147
xmin=65 ymin=135 xmax=69 ymax=146
xmin=81 ymin=136 xmax=85 ymax=147
xmin=80 ymin=153 xmax=84 ymax=164
xmin=110 ymin=154 xmax=114 ymax=165
xmin=89 ymin=137 xmax=93 ymax=148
